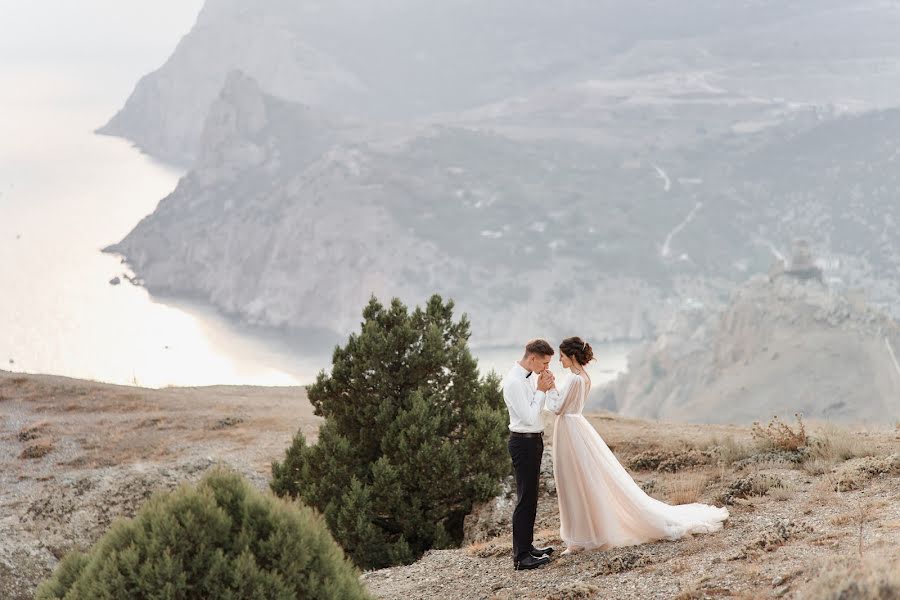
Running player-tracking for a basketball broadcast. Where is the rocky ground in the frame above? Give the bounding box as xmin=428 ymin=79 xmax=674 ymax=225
xmin=364 ymin=414 xmax=900 ymax=600
xmin=2 ymin=369 xmax=898 ymax=599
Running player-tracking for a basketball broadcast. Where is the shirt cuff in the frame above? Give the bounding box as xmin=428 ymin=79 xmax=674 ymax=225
xmin=534 ymin=390 xmax=546 ymax=403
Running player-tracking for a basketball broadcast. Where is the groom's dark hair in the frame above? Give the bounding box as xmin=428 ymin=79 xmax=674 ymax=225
xmin=524 ymin=339 xmax=554 ymax=357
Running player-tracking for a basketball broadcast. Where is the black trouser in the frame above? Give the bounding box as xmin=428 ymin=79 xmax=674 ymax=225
xmin=508 ymin=433 xmax=543 ymax=562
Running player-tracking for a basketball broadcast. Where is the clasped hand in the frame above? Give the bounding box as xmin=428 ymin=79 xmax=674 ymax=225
xmin=536 ymin=370 xmax=555 ymax=392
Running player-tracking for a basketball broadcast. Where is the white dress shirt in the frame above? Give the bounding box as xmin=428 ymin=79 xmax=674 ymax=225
xmin=502 ymin=362 xmax=560 ymax=433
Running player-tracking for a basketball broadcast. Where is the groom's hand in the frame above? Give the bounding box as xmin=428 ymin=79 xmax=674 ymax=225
xmin=544 ymin=370 xmax=556 ymax=390
xmin=537 ymin=371 xmax=554 ymax=392
xmin=544 ymin=369 xmax=556 ymax=390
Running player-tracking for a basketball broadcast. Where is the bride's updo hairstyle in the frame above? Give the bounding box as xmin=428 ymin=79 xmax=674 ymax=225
xmin=559 ymin=336 xmax=594 ymax=366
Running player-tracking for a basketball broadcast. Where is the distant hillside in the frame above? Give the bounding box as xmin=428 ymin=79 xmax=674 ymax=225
xmin=108 ymin=69 xmax=900 ymax=345
xmin=106 ymin=72 xmax=692 ymax=344
xmin=100 ymin=0 xmax=900 ymax=346
xmin=99 ymin=0 xmax=900 ymax=164
xmin=604 ymin=273 xmax=900 ymax=423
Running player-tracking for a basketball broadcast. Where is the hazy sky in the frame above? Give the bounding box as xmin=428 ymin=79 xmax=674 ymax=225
xmin=0 ymin=1 xmax=203 ymax=83
xmin=0 ymin=0 xmax=205 ymax=151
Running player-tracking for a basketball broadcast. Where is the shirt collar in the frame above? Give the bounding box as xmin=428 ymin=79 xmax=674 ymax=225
xmin=512 ymin=362 xmax=532 ymax=379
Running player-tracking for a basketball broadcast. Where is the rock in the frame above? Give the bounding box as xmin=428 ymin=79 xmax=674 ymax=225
xmin=540 ymin=446 xmax=556 ymax=496
xmin=98 ymin=4 xmax=367 ymax=165
xmin=610 ymin=274 xmax=900 ymax=424
xmin=463 ymin=476 xmax=515 ymax=544
xmin=463 ymin=448 xmax=557 ymax=544
xmin=109 ymin=276 xmax=121 ymax=286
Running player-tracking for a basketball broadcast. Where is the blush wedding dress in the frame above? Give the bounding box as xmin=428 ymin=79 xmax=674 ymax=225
xmin=547 ymin=372 xmax=728 ymax=553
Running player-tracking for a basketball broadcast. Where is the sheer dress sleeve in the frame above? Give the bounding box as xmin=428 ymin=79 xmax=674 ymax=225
xmin=546 ymin=374 xmax=583 ymax=415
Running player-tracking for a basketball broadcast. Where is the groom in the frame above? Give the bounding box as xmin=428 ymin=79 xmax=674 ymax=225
xmin=502 ymin=339 xmax=559 ymax=570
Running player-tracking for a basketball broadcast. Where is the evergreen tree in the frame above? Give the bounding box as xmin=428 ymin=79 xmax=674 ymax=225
xmin=36 ymin=468 xmax=371 ymax=600
xmin=271 ymin=295 xmax=508 ymax=569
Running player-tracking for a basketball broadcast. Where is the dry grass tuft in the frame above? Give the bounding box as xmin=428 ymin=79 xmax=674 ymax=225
xmin=673 ymin=587 xmax=704 ymax=600
xmin=704 ymin=435 xmax=757 ymax=467
xmin=667 ymin=471 xmax=711 ymax=505
xmin=807 ymin=424 xmax=877 ymax=465
xmin=767 ymin=482 xmax=796 ymax=502
xmin=543 ymin=582 xmax=600 ymax=600
xmin=593 ymin=550 xmax=651 ymax=576
xmin=673 ymin=577 xmax=744 ymax=599
xmin=798 ymin=556 xmax=900 ymax=599
xmin=829 ymin=513 xmax=856 ymax=527
xmin=17 ymin=421 xmax=50 ymax=442
xmin=211 ymin=416 xmax=245 ymax=430
xmin=731 ymin=519 xmax=812 ymax=560
xmin=626 ymin=448 xmax=712 ymax=473
xmin=19 ymin=441 xmax=54 ymax=459
xmin=720 ymin=473 xmax=783 ymax=505
xmin=465 ymin=536 xmax=512 ymax=558
xmin=831 ymin=454 xmax=900 ymax=492
xmin=803 ymin=457 xmax=830 ymax=476
xmin=751 ymin=414 xmax=807 ymax=452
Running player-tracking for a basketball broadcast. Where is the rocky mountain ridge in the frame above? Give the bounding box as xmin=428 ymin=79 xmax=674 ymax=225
xmin=108 ymin=67 xmax=900 ymax=345
xmin=101 ymin=1 xmax=900 ymax=164
xmin=101 ymin=1 xmax=900 ymax=347
xmin=107 ymin=72 xmax=694 ymax=343
xmin=604 ymin=271 xmax=900 ymax=423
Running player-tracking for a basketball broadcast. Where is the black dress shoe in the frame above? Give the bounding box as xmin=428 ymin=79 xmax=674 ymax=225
xmin=530 ymin=546 xmax=554 ymax=558
xmin=514 ymin=554 xmax=551 ymax=571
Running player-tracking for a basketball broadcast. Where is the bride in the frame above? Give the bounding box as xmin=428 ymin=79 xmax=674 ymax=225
xmin=546 ymin=337 xmax=729 ymax=555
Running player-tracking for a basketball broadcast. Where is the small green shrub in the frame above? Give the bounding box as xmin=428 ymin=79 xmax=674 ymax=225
xmin=36 ymin=468 xmax=370 ymax=600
